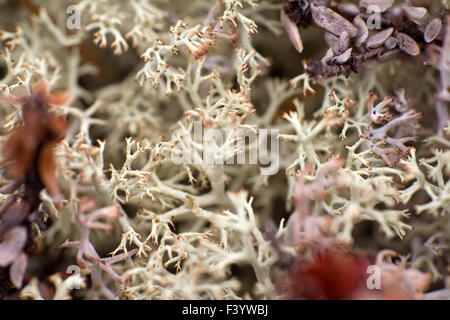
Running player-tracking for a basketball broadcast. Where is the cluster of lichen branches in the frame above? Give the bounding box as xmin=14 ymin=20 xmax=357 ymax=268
xmin=0 ymin=0 xmax=448 ymax=300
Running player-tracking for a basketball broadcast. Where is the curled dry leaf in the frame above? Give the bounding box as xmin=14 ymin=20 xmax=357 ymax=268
xmin=396 ymin=33 xmax=420 ymax=56
xmin=424 ymin=18 xmax=442 ymax=43
xmin=0 ymin=226 xmax=27 ymax=267
xmin=37 ymin=141 xmax=60 ymax=197
xmin=325 ymin=32 xmax=338 ymax=46
xmin=338 ymin=32 xmax=350 ymax=54
xmin=1 ymin=82 xmax=69 ymax=197
xmin=281 ymin=9 xmax=303 ymax=53
xmin=353 ymin=16 xmax=368 ymax=47
xmin=360 ymin=0 xmax=394 ymax=12
xmin=325 ymin=32 xmax=349 ymax=55
xmin=2 ymin=125 xmax=39 ymax=180
xmin=9 ymin=252 xmax=28 ymax=288
xmin=321 ymin=47 xmax=334 ymax=64
xmin=310 ymin=5 xmax=357 ymax=38
xmin=366 ymin=28 xmax=394 ymax=49
xmin=331 ymin=48 xmax=353 ymax=64
xmin=403 ymin=6 xmax=428 ymax=25
xmin=282 ymin=249 xmax=370 ymax=300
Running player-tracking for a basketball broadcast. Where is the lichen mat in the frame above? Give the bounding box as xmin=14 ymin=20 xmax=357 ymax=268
xmin=0 ymin=0 xmax=448 ymax=300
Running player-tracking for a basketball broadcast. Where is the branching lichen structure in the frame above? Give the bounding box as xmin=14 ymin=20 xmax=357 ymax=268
xmin=0 ymin=0 xmax=448 ymax=300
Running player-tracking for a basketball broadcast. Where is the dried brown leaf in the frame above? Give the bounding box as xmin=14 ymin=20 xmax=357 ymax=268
xmin=38 ymin=141 xmax=59 ymax=197
xmin=366 ymin=28 xmax=394 ymax=49
xmin=321 ymin=47 xmax=334 ymax=64
xmin=396 ymin=32 xmax=420 ymax=56
xmin=281 ymin=9 xmax=303 ymax=53
xmin=311 ymin=5 xmax=357 ymax=38
xmin=353 ymin=15 xmax=368 ymax=47
xmin=325 ymin=31 xmax=350 ymax=55
xmin=424 ymin=18 xmax=442 ymax=43
xmin=2 ymin=128 xmax=38 ymax=180
xmin=338 ymin=32 xmax=350 ymax=53
xmin=403 ymin=6 xmax=427 ymax=25
xmin=332 ymin=48 xmax=353 ymax=64
xmin=325 ymin=32 xmax=339 ymax=47
xmin=384 ymin=37 xmax=398 ymax=49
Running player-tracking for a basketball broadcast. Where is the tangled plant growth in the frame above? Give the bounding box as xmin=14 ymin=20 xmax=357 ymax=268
xmin=0 ymin=0 xmax=448 ymax=300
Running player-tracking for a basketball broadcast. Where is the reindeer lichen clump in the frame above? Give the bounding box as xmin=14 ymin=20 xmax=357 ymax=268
xmin=0 ymin=0 xmax=448 ymax=300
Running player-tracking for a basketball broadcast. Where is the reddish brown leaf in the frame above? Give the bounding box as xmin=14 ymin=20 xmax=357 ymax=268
xmin=2 ymin=128 xmax=37 ymax=179
xmin=37 ymin=141 xmax=59 ymax=197
xmin=282 ymin=249 xmax=369 ymax=300
xmin=46 ymin=114 xmax=69 ymax=138
xmin=32 ymin=81 xmax=50 ymax=99
xmin=48 ymin=91 xmax=71 ymax=106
